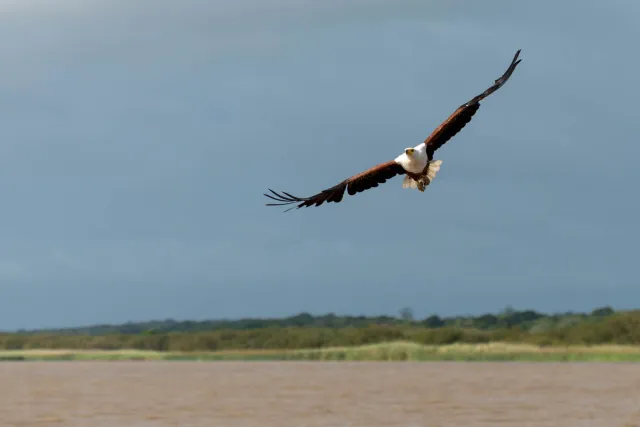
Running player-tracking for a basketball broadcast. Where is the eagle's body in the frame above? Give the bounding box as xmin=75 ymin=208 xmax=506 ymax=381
xmin=393 ymin=143 xmax=442 ymax=192
xmin=265 ymin=49 xmax=522 ymax=212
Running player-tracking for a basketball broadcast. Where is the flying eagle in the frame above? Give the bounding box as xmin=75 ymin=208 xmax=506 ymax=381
xmin=264 ymin=49 xmax=522 ymax=212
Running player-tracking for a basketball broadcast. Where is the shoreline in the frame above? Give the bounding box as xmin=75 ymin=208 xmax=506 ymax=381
xmin=3 ymin=341 xmax=640 ymax=362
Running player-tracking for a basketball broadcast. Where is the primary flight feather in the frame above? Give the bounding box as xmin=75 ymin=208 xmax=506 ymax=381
xmin=264 ymin=49 xmax=522 ymax=212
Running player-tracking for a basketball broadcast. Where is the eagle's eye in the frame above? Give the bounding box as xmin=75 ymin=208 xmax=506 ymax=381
xmin=405 ymin=148 xmax=414 ymax=156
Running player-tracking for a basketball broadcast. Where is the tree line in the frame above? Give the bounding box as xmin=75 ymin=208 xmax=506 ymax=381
xmin=7 ymin=305 xmax=616 ymax=335
xmin=1 ymin=306 xmax=638 ymax=352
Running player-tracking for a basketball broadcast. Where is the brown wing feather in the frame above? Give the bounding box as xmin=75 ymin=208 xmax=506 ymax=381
xmin=424 ymin=49 xmax=521 ymax=160
xmin=264 ymin=160 xmax=405 ymax=211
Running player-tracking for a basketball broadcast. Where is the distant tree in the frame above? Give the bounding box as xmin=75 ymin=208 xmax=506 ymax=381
xmin=474 ymin=314 xmax=499 ymax=329
xmin=288 ymin=312 xmax=315 ymax=327
xmin=591 ymin=306 xmax=615 ymax=317
xmin=501 ymin=305 xmax=516 ymax=316
xmin=422 ymin=315 xmax=445 ymax=328
xmin=399 ymin=307 xmax=414 ymax=322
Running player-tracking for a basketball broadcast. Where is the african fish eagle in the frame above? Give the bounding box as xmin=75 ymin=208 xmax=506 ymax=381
xmin=264 ymin=49 xmax=522 ymax=212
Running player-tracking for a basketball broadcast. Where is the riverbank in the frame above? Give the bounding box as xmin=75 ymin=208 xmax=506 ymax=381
xmin=3 ymin=341 xmax=640 ymax=362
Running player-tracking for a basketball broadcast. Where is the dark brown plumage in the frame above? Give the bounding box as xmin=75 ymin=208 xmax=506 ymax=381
xmin=265 ymin=49 xmax=522 ymax=212
xmin=424 ymin=49 xmax=521 ymax=160
xmin=264 ymin=161 xmax=406 ymax=212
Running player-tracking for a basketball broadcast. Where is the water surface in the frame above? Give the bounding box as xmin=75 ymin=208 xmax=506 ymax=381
xmin=2 ymin=361 xmax=639 ymax=426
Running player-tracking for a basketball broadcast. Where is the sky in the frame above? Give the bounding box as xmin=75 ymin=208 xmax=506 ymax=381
xmin=1 ymin=0 xmax=639 ymax=330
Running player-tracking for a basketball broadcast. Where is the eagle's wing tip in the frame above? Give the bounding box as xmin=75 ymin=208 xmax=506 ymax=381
xmin=513 ymin=50 xmax=522 ymax=65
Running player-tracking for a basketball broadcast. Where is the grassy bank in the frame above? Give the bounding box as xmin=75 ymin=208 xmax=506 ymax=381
xmin=2 ymin=341 xmax=640 ymax=362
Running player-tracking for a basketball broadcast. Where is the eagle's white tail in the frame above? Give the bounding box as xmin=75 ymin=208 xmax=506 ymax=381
xmin=402 ymin=160 xmax=443 ymax=190
xmin=426 ymin=159 xmax=443 ymax=181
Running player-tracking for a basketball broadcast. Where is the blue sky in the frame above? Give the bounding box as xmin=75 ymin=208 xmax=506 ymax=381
xmin=1 ymin=0 xmax=639 ymax=330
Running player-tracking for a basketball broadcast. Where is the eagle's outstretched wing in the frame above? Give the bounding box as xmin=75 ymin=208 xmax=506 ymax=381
xmin=264 ymin=160 xmax=405 ymax=211
xmin=423 ymin=49 xmax=521 ymax=160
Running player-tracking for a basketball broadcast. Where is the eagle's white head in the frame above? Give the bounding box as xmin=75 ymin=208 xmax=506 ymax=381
xmin=395 ymin=144 xmax=429 ymax=174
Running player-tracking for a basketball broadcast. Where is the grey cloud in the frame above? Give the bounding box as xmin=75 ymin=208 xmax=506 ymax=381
xmin=0 ymin=0 xmax=638 ymax=329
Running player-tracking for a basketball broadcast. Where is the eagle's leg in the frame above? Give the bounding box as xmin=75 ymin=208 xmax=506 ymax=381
xmin=416 ymin=177 xmax=430 ymax=192
xmin=405 ymin=170 xmax=430 ymax=192
xmin=416 ymin=162 xmax=433 ymax=192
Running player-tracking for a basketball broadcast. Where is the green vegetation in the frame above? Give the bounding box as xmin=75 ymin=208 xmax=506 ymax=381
xmin=1 ymin=306 xmax=639 ymax=363
xmin=3 ymin=342 xmax=640 ymax=362
xmin=8 ymin=305 xmax=617 ymax=336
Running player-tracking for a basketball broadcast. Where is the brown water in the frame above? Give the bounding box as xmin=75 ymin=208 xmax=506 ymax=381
xmin=1 ymin=362 xmax=639 ymax=427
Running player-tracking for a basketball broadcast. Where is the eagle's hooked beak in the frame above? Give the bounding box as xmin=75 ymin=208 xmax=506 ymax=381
xmin=405 ymin=148 xmax=415 ymax=156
